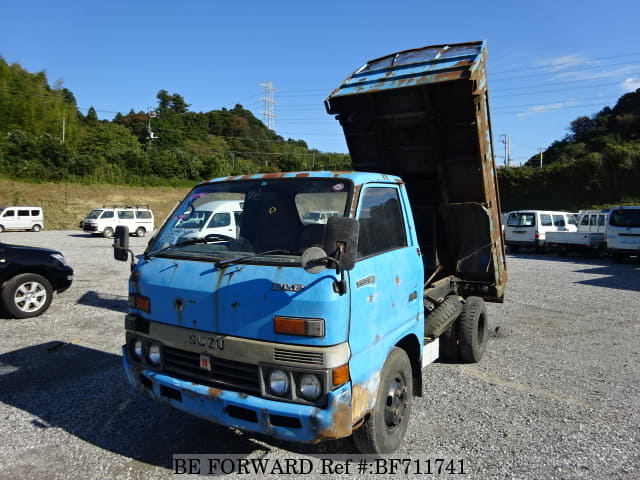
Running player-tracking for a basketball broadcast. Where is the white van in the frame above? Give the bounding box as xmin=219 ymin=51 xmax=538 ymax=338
xmin=80 ymin=205 xmax=154 ymax=238
xmin=173 ymin=200 xmax=243 ymax=240
xmin=504 ymin=210 xmax=577 ymax=252
xmin=0 ymin=206 xmax=44 ymax=232
xmin=301 ymin=210 xmax=340 ymax=225
xmin=606 ymin=206 xmax=640 ymax=259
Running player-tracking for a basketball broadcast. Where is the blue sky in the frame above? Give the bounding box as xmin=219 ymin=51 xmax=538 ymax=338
xmin=1 ymin=0 xmax=639 ymax=166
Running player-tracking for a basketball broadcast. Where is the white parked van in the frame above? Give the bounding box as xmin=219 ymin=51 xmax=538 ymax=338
xmin=504 ymin=210 xmax=577 ymax=252
xmin=173 ymin=200 xmax=243 ymax=240
xmin=0 ymin=206 xmax=44 ymax=232
xmin=606 ymin=206 xmax=640 ymax=259
xmin=80 ymin=205 xmax=154 ymax=238
xmin=301 ymin=210 xmax=340 ymax=225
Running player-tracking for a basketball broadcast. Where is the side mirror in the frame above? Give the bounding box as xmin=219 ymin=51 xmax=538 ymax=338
xmin=324 ymin=217 xmax=359 ymax=271
xmin=113 ymin=226 xmax=130 ymax=262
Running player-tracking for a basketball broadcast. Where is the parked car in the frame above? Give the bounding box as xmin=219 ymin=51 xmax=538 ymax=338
xmin=606 ymin=205 xmax=640 ymax=260
xmin=0 ymin=206 xmax=44 ymax=232
xmin=0 ymin=242 xmax=73 ymax=318
xmin=301 ymin=210 xmax=340 ymax=224
xmin=79 ymin=205 xmax=154 ymax=238
xmin=504 ymin=210 xmax=577 ymax=252
xmin=172 ymin=200 xmax=243 ymax=240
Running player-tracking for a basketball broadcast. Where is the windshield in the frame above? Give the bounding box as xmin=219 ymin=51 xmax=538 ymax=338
xmin=149 ymin=178 xmax=351 ymax=264
xmin=609 ymin=209 xmax=640 ymax=228
xmin=86 ymin=209 xmax=103 ymax=219
xmin=507 ymin=212 xmax=535 ymax=227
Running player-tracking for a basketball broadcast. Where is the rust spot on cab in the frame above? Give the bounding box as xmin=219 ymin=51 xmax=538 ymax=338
xmin=395 ymin=276 xmax=401 ymax=286
xmin=351 ymin=384 xmax=375 ymax=424
xmin=208 ymin=387 xmax=222 ymax=398
xmin=314 ymin=401 xmax=352 ymax=442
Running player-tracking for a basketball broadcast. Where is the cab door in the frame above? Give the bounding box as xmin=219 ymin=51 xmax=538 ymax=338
xmin=347 ymin=184 xmax=423 ymax=388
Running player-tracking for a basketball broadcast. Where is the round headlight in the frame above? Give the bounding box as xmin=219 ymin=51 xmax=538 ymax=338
xmin=268 ymin=369 xmax=290 ymax=396
xmin=133 ymin=339 xmax=143 ymax=359
xmin=299 ymin=374 xmax=322 ymax=401
xmin=148 ymin=344 xmax=161 ymax=366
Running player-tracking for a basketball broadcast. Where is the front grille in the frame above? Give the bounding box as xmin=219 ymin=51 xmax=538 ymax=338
xmin=273 ymin=348 xmax=324 ymax=366
xmin=163 ymin=346 xmax=260 ymax=395
xmin=125 ymin=315 xmax=150 ymax=334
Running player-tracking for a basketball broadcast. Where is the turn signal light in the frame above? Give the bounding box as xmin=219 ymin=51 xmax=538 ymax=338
xmin=273 ymin=316 xmax=325 ymax=337
xmin=332 ymin=364 xmax=350 ymax=386
xmin=129 ymin=294 xmax=151 ymax=313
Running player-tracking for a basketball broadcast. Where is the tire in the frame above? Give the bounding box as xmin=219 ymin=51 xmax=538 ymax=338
xmin=135 ymin=227 xmax=146 ymax=237
xmin=508 ymin=245 xmax=519 ymax=253
xmin=32 ymin=224 xmax=41 ymax=232
xmin=1 ymin=273 xmax=53 ymax=318
xmin=0 ymin=225 xmax=4 ymax=233
xmin=103 ymin=227 xmax=114 ymax=238
xmin=425 ymin=295 xmax=463 ymax=337
xmin=353 ymin=347 xmax=413 ymax=454
xmin=458 ymin=296 xmax=488 ymax=363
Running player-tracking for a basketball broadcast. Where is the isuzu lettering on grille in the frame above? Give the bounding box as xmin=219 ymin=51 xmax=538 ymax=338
xmin=187 ymin=334 xmax=225 ymax=351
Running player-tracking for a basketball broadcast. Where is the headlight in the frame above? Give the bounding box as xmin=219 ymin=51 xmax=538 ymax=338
xmin=50 ymin=253 xmax=66 ymax=266
xmin=147 ymin=343 xmax=161 ymax=366
xmin=268 ymin=369 xmax=290 ymax=396
xmin=299 ymin=374 xmax=322 ymax=401
xmin=133 ymin=339 xmax=143 ymax=359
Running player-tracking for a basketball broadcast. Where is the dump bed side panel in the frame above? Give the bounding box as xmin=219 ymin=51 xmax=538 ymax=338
xmin=326 ymin=41 xmax=506 ymax=301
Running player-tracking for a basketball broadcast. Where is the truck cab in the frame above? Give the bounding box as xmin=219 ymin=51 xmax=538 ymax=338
xmin=115 ymin=41 xmax=505 ymax=454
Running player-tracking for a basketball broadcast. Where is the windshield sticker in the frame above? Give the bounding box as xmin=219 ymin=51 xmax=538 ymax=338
xmin=332 ymin=183 xmax=345 ymax=192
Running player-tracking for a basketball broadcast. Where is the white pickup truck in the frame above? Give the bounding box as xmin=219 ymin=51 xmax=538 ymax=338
xmin=546 ymin=210 xmax=607 ymax=256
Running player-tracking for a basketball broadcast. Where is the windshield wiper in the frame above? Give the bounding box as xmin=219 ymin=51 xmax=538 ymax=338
xmin=215 ymin=249 xmax=292 ymax=269
xmin=144 ymin=234 xmax=233 ymax=260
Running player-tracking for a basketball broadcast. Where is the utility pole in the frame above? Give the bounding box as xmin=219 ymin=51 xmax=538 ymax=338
xmin=538 ymin=148 xmax=544 ymax=168
xmin=62 ymin=115 xmax=66 ymax=143
xmin=499 ymin=134 xmax=511 ymax=166
xmin=260 ymin=81 xmax=277 ymax=130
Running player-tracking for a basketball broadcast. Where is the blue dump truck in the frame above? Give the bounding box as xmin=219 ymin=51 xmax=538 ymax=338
xmin=114 ymin=41 xmax=506 ymax=454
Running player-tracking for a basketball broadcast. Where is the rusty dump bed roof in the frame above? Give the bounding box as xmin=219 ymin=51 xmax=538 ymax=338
xmin=325 ymin=40 xmax=506 ymax=301
xmin=325 ymin=41 xmax=486 ymax=99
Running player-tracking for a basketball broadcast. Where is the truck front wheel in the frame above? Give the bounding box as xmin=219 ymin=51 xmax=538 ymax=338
xmin=353 ymin=347 xmax=413 ymax=454
xmin=458 ymin=296 xmax=488 ymax=363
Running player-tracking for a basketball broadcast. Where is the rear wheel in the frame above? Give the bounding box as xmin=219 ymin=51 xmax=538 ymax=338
xmin=135 ymin=227 xmax=146 ymax=237
xmin=31 ymin=224 xmax=41 ymax=232
xmin=458 ymin=296 xmax=488 ymax=363
xmin=1 ymin=273 xmax=53 ymax=318
xmin=353 ymin=347 xmax=413 ymax=454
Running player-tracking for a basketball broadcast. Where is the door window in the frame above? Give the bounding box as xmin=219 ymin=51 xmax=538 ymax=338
xmin=209 ymin=212 xmax=231 ymax=228
xmin=540 ymin=214 xmax=553 ymax=226
xmin=552 ymin=215 xmax=565 ymax=227
xmin=357 ymin=187 xmax=407 ymax=258
xmin=101 ymin=211 xmax=114 ymax=219
xmin=118 ymin=211 xmax=134 ymax=220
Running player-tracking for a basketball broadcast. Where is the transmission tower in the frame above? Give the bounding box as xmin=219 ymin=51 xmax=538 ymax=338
xmin=260 ymin=81 xmax=277 ymax=130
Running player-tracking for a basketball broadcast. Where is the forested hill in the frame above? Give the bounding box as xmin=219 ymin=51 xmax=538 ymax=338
xmin=499 ymin=88 xmax=640 ymax=211
xmin=0 ymin=59 xmax=350 ymax=185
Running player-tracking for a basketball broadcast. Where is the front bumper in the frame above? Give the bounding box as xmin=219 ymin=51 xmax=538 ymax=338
xmin=122 ymin=348 xmax=353 ymax=443
xmin=52 ymin=266 xmax=74 ymax=293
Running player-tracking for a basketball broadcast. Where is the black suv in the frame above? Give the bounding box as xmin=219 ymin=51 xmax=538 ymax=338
xmin=0 ymin=242 xmax=74 ymax=318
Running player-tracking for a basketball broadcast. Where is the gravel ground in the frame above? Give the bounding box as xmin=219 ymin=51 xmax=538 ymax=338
xmin=0 ymin=231 xmax=638 ymax=479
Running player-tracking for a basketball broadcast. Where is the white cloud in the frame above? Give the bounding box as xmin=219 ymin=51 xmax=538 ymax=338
xmin=537 ymin=54 xmax=595 ymax=72
xmin=621 ymin=77 xmax=640 ymax=92
xmin=517 ymin=100 xmax=581 ymax=117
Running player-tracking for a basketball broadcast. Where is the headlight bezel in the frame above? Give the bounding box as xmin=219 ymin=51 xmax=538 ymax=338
xmin=260 ymin=363 xmax=331 ymax=406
